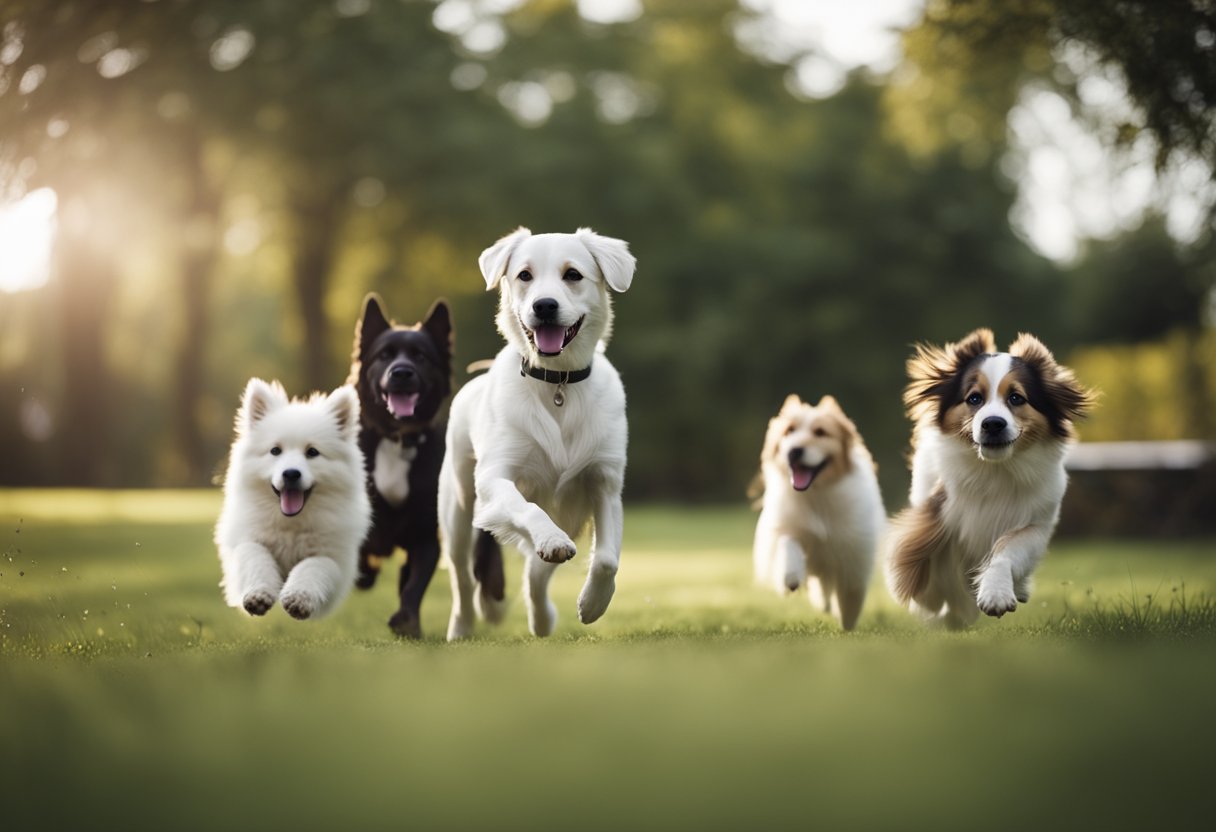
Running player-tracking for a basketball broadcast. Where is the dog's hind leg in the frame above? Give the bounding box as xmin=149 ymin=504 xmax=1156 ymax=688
xmin=523 ymin=554 xmax=559 ymax=637
xmin=578 ymin=490 xmax=622 ymax=625
xmin=836 ymin=582 xmax=866 ymax=632
xmin=440 ymin=453 xmax=478 ymax=641
xmin=389 ymin=535 xmax=440 ymax=639
xmin=473 ymin=530 xmax=509 ymax=624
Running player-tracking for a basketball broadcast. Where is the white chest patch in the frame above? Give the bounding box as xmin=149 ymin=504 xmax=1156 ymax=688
xmin=373 ymin=437 xmax=417 ymax=507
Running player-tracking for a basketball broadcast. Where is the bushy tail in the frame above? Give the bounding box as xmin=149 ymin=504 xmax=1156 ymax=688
xmin=886 ymin=488 xmax=947 ymax=604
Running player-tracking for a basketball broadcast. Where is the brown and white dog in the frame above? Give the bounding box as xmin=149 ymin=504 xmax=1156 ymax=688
xmin=886 ymin=328 xmax=1095 ymax=628
xmin=751 ymin=394 xmax=885 ymax=631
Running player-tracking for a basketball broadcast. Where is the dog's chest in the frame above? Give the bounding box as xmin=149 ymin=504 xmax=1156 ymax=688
xmin=373 ymin=437 xmax=418 ymax=507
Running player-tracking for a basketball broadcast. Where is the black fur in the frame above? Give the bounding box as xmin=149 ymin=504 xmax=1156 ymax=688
xmin=348 ymin=293 xmax=453 ymax=638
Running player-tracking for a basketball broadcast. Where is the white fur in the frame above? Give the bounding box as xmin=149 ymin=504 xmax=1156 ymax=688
xmin=753 ymin=437 xmax=885 ymax=631
xmin=900 ymin=401 xmax=1071 ymax=629
xmin=215 ymin=379 xmax=371 ymax=620
xmin=373 ymin=437 xmax=416 ymax=507
xmin=440 ymin=228 xmax=635 ymax=640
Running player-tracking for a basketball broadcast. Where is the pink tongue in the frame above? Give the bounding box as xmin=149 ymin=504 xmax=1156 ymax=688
xmin=790 ymin=466 xmax=815 ymax=491
xmin=387 ymin=392 xmax=419 ymax=418
xmin=280 ymin=489 xmax=305 ymax=516
xmin=533 ymin=326 xmax=566 ymax=355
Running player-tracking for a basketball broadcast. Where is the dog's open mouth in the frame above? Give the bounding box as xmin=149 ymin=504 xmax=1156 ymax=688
xmin=790 ymin=460 xmax=829 ymax=491
xmin=272 ymin=485 xmax=312 ymax=517
xmin=382 ymin=391 xmax=420 ymax=419
xmin=528 ymin=316 xmax=584 ymax=356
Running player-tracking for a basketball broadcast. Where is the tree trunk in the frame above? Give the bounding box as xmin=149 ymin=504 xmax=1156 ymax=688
xmin=292 ymin=189 xmax=344 ymax=391
xmin=171 ymin=131 xmax=221 ymax=484
xmin=56 ymin=229 xmax=119 ymax=486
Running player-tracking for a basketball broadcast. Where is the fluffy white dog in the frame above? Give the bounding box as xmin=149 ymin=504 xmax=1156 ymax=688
xmin=439 ymin=227 xmax=635 ymax=639
xmin=215 ymin=378 xmax=371 ymax=620
xmin=751 ymin=394 xmax=885 ymax=630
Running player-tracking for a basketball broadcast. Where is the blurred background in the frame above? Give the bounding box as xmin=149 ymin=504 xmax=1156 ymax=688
xmin=0 ymin=0 xmax=1213 ymax=516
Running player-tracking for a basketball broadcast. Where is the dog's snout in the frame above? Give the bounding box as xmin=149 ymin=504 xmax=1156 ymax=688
xmin=532 ymin=297 xmax=559 ymax=320
xmin=981 ymin=416 xmax=1007 ymax=435
xmin=787 ymin=447 xmax=804 ymax=465
xmin=282 ymin=468 xmax=302 ymax=485
xmin=389 ymin=364 xmax=416 ymax=381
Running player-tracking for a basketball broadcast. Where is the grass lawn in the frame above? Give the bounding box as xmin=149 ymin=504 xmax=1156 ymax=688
xmin=1 ymin=489 xmax=1214 ymax=830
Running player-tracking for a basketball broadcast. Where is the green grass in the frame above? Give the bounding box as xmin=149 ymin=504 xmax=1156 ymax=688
xmin=1 ymin=489 xmax=1214 ymax=830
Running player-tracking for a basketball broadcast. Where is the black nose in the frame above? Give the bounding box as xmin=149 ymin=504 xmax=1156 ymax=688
xmin=282 ymin=468 xmax=302 ymax=484
xmin=981 ymin=416 xmax=1007 ymax=434
xmin=533 ymin=297 xmax=559 ymax=320
xmin=787 ymin=447 xmax=804 ymax=465
xmin=389 ymin=364 xmax=415 ymax=381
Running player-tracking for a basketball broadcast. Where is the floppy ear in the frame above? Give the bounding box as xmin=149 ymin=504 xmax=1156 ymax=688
xmin=239 ymin=378 xmax=287 ymax=433
xmin=326 ymin=385 xmax=361 ymax=439
xmin=575 ymin=227 xmax=636 ymax=293
xmin=479 ymin=227 xmax=531 ymax=291
xmin=904 ymin=327 xmax=996 ymax=423
xmin=1009 ymin=332 xmax=1097 ymax=426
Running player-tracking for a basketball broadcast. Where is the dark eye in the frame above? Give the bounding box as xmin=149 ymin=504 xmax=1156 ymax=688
xmin=305 ymin=447 xmax=320 ymax=458
xmin=966 ymin=392 xmax=984 ymax=407
xmin=812 ymin=427 xmax=827 ymax=438
xmin=563 ymin=268 xmax=583 ymax=282
xmin=379 ymin=347 xmax=394 ymax=360
xmin=518 ymin=270 xmax=532 ymax=282
xmin=784 ymin=424 xmax=796 ymax=436
xmin=1007 ymin=392 xmax=1026 ymax=407
xmin=270 ymin=446 xmax=282 ymax=456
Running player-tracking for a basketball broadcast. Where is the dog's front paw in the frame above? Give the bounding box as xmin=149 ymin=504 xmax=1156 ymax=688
xmin=577 ymin=564 xmax=617 ymax=625
xmin=242 ymin=590 xmax=276 ymax=616
xmin=535 ymin=530 xmax=577 ymax=564
xmin=280 ymin=590 xmax=320 ymax=620
xmin=976 ymin=577 xmax=1018 ymax=618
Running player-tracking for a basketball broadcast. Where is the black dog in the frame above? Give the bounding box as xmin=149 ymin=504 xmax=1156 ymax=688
xmin=348 ymin=293 xmax=452 ymax=638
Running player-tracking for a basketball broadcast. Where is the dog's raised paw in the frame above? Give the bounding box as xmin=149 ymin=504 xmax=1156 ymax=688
xmin=280 ymin=590 xmax=319 ymax=620
xmin=535 ymin=532 xmax=577 ymax=564
xmin=242 ymin=590 xmax=275 ymax=616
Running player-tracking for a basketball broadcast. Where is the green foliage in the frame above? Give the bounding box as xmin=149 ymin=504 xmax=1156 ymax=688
xmin=892 ymin=0 xmax=1216 ymax=166
xmin=0 ymin=0 xmax=1210 ymax=498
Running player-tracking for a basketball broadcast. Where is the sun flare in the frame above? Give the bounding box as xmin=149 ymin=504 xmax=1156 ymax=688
xmin=0 ymin=187 xmax=57 ymax=294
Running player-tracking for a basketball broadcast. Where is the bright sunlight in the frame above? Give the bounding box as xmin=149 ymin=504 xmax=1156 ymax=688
xmin=0 ymin=187 xmax=57 ymax=294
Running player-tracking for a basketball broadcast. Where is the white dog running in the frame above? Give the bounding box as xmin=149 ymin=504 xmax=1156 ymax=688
xmin=215 ymin=379 xmax=371 ymax=620
xmin=752 ymin=394 xmax=885 ymax=630
xmin=439 ymin=227 xmax=636 ymax=639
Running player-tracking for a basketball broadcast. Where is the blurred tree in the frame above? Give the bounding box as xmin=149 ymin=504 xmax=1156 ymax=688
xmin=1068 ymin=216 xmax=1212 ymax=344
xmin=888 ymin=0 xmax=1216 ymax=167
xmin=0 ymin=1 xmax=233 ymax=484
xmin=5 ymin=0 xmax=1195 ymax=497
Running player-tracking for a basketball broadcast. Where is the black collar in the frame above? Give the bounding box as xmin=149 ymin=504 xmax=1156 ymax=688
xmin=520 ymin=355 xmax=592 ymax=385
